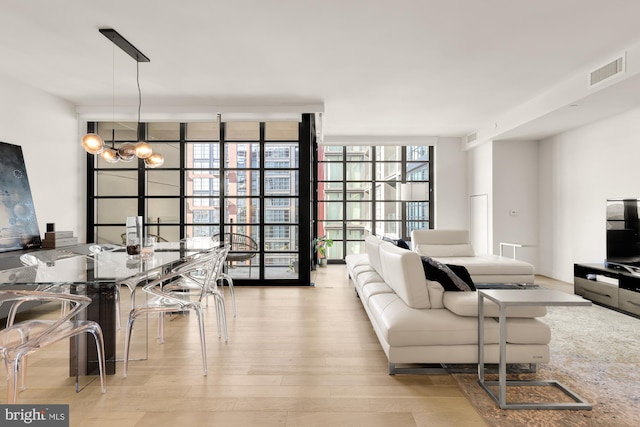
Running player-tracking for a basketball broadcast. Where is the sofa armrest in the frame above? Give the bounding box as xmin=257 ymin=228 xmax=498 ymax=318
xmin=426 ymin=280 xmax=445 ymax=309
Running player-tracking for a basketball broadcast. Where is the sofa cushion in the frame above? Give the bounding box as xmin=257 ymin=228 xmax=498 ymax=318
xmin=365 ymin=235 xmax=385 ymax=276
xmin=368 ymin=294 xmax=501 ymax=346
xmin=506 ymin=318 xmax=551 ymax=344
xmin=345 ymin=253 xmax=368 ymax=268
xmin=412 ymin=229 xmax=470 ymax=245
xmin=359 ymin=281 xmax=394 ymax=303
xmin=411 ymin=229 xmax=475 ymax=257
xmin=345 ymin=253 xmax=371 ymax=281
xmin=368 ymin=293 xmax=549 ymax=347
xmin=379 ymin=242 xmax=431 ymax=309
xmin=354 ymin=270 xmax=384 ymax=287
xmin=443 ymin=292 xmax=547 ymax=318
xmin=421 ymin=257 xmax=475 ymax=291
xmin=432 ymin=254 xmax=535 ymax=276
xmin=350 ymin=263 xmax=376 ymax=279
xmin=415 ymin=243 xmax=475 ymax=257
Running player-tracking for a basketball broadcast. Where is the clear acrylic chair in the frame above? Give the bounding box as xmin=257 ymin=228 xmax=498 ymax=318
xmin=166 ymin=245 xmax=230 ymax=341
xmin=0 ymin=289 xmax=107 ymax=403
xmin=123 ymin=249 xmax=222 ymax=377
xmin=210 ymin=235 xmax=236 ymax=317
xmin=161 ymin=245 xmax=229 ymax=341
xmin=19 ymin=249 xmax=77 ymax=266
xmin=215 ymin=251 xmax=236 ymax=318
xmin=18 ymin=253 xmax=79 ymax=317
xmin=114 ymin=269 xmax=160 ymax=330
xmin=210 ymin=245 xmax=231 ymax=337
xmin=83 ymin=243 xmax=160 ymax=330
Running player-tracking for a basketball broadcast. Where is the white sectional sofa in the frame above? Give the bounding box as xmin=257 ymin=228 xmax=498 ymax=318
xmin=345 ymin=235 xmax=550 ymax=374
xmin=411 ymin=229 xmax=535 ymax=284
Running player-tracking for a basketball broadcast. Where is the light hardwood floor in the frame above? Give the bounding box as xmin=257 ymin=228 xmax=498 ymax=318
xmin=8 ymin=265 xmax=569 ymax=427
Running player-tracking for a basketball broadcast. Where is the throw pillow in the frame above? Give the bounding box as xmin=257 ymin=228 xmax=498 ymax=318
xmin=396 ymin=239 xmax=410 ymax=250
xmin=446 ymin=264 xmax=476 ymax=291
xmin=381 ymin=236 xmax=410 ymax=250
xmin=420 ymin=256 xmax=475 ymax=291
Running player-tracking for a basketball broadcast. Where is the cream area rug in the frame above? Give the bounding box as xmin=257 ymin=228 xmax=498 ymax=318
xmin=453 ymin=303 xmax=640 ymax=427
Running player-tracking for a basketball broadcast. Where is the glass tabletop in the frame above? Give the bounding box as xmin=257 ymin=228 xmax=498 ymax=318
xmin=0 ymin=239 xmax=217 ymax=286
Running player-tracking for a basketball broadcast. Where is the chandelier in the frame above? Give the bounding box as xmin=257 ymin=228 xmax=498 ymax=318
xmin=81 ymin=29 xmax=164 ymax=168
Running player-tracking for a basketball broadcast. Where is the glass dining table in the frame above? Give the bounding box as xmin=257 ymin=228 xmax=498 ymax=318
xmin=0 ymin=239 xmax=216 ymax=378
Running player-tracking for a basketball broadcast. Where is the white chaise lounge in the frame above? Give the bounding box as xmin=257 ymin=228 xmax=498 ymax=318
xmin=411 ymin=229 xmax=535 ymax=284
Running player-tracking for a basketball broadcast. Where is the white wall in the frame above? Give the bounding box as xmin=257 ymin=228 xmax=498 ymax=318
xmin=465 ymin=140 xmax=539 ymax=267
xmin=539 ymin=107 xmax=640 ymax=282
xmin=0 ymin=74 xmax=84 ymax=241
xmin=467 ymin=141 xmax=493 ymax=250
xmin=434 ymin=137 xmax=468 ymax=229
xmin=492 ymin=140 xmax=539 ymax=267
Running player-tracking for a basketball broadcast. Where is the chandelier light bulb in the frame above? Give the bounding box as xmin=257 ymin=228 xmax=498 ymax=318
xmin=118 ymin=143 xmax=137 ymax=162
xmin=144 ymin=152 xmax=164 ymax=168
xmin=100 ymin=147 xmax=120 ymax=163
xmin=134 ymin=141 xmax=153 ymax=159
xmin=81 ymin=134 xmax=105 ymax=154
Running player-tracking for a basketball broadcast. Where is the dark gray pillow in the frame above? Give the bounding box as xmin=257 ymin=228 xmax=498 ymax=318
xmin=396 ymin=239 xmax=410 ymax=250
xmin=382 ymin=236 xmax=411 ymax=250
xmin=420 ymin=256 xmax=475 ymax=291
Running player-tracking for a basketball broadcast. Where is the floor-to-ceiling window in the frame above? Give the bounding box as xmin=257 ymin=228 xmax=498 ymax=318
xmin=316 ymin=145 xmax=433 ymax=261
xmin=86 ymin=115 xmax=314 ymax=285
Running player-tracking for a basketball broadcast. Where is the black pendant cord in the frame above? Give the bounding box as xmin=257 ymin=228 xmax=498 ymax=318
xmin=111 ymin=44 xmax=116 ymax=150
xmin=137 ymin=60 xmax=142 ymax=141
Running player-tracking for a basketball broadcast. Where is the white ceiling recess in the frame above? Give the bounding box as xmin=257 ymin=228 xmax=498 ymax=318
xmin=469 ymin=42 xmax=640 ymax=147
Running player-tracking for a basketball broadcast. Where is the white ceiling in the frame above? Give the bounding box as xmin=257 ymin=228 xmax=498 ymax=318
xmin=2 ymin=0 xmax=640 ymax=142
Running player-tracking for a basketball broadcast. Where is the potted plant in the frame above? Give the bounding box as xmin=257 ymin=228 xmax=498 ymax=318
xmin=313 ymin=235 xmax=333 ymax=267
xmin=288 ymin=255 xmax=299 ymax=273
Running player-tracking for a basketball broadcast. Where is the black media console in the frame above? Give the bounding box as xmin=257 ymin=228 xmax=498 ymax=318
xmin=574 ymin=263 xmax=640 ymax=318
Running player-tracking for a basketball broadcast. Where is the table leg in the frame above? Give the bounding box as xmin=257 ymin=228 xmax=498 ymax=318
xmin=498 ymin=305 xmax=507 ymax=407
xmin=477 ymin=293 xmax=485 ymax=382
xmin=70 ymin=282 xmax=117 ymax=376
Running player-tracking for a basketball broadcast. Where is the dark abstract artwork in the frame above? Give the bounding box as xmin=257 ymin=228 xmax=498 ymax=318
xmin=0 ymin=141 xmax=41 ymax=252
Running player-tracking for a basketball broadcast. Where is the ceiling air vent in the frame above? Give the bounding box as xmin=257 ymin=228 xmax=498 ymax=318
xmin=589 ymin=55 xmax=625 ymax=87
xmin=466 ymin=132 xmax=477 ymax=144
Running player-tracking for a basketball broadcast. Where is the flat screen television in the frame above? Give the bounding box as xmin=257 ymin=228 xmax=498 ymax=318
xmin=606 ymin=198 xmax=640 ymax=269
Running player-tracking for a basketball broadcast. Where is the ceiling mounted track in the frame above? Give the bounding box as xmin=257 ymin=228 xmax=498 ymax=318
xmin=99 ymin=28 xmax=150 ymax=63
